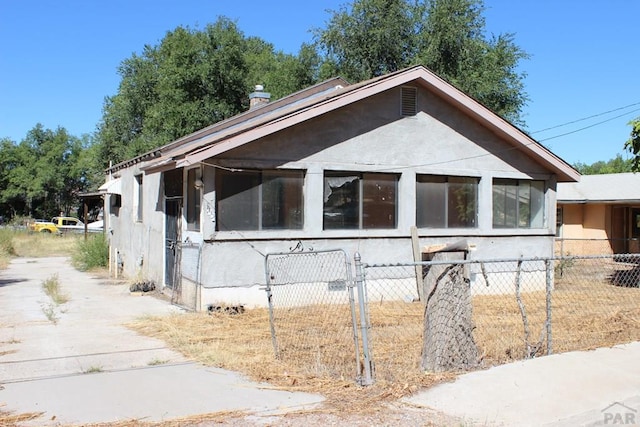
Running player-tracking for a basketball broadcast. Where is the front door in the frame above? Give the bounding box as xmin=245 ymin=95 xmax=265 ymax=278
xmin=165 ymin=198 xmax=182 ymax=289
xmin=611 ymin=206 xmax=627 ymax=254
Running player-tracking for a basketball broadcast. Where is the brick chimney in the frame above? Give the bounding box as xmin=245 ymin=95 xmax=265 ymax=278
xmin=249 ymin=84 xmax=271 ymax=109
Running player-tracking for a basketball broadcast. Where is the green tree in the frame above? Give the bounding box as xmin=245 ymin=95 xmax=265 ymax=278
xmin=0 ymin=125 xmax=96 ymax=220
xmin=626 ymin=118 xmax=640 ymax=171
xmin=573 ymin=154 xmax=633 ymax=175
xmin=0 ymin=138 xmax=24 ymax=218
xmin=97 ymin=17 xmax=316 ymax=168
xmin=315 ymin=0 xmax=419 ymax=82
xmin=314 ymin=0 xmax=529 ymax=124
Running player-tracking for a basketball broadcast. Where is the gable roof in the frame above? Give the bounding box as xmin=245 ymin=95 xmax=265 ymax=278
xmin=112 ymin=65 xmax=580 ymax=182
xmin=558 ymin=173 xmax=640 ymax=204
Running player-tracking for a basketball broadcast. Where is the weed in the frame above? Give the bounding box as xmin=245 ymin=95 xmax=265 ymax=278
xmin=72 ymin=233 xmax=108 ymax=271
xmin=42 ymin=274 xmax=68 ymax=305
xmin=42 ymin=304 xmax=58 ymax=324
xmin=82 ymin=365 xmax=103 ymax=374
xmin=147 ymin=358 xmax=168 ymax=366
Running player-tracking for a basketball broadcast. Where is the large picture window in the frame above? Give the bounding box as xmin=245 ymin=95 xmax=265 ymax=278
xmin=492 ymin=179 xmax=545 ymax=228
xmin=216 ymin=169 xmax=304 ymax=231
xmin=416 ymin=175 xmax=478 ymax=228
xmin=323 ymin=172 xmax=397 ymax=230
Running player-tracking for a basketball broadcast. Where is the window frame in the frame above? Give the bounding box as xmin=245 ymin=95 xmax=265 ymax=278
xmin=416 ymin=174 xmax=479 ymax=229
xmin=323 ymin=171 xmax=399 ymax=230
xmin=215 ymin=169 xmax=305 ymax=232
xmin=492 ymin=178 xmax=546 ymax=229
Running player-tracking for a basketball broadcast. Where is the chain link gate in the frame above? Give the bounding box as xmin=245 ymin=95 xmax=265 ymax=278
xmin=264 ymin=249 xmax=372 ymax=385
xmin=171 ymin=241 xmax=201 ymax=311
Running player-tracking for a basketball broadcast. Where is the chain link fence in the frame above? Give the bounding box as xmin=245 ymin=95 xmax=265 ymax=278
xmin=555 ymin=238 xmax=640 ymax=256
xmin=361 ymin=253 xmax=640 ymax=382
xmin=264 ymin=250 xmax=370 ymax=383
xmin=263 ymin=249 xmax=640 ymax=385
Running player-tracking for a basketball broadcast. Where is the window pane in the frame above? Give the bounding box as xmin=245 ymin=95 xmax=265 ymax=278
xmin=448 ymin=177 xmax=477 ymax=228
xmin=323 ymin=174 xmax=360 ymax=229
xmin=217 ymin=170 xmax=260 ymax=231
xmin=493 ymin=179 xmax=517 ymax=228
xmin=262 ymin=171 xmax=304 ymax=229
xmin=518 ymin=181 xmax=531 ymax=228
xmin=416 ymin=175 xmax=446 ymax=227
xmin=363 ymin=173 xmax=397 ymax=229
xmin=530 ymin=180 xmax=545 ymax=228
xmin=493 ymin=179 xmax=545 ymax=229
xmin=186 ymin=168 xmax=201 ymax=231
xmin=135 ymin=175 xmax=143 ymax=222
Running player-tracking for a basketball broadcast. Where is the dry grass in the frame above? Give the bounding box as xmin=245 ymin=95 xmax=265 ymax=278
xmin=129 ymin=260 xmax=640 ymax=419
xmin=12 ymin=232 xmax=80 ymax=258
xmin=474 ymin=260 xmax=640 ymax=364
xmin=129 ymin=309 xmax=455 ymax=416
xmin=0 ymin=406 xmax=43 ymax=426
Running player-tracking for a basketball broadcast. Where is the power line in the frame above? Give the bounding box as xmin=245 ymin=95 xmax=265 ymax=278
xmin=538 ymin=107 xmax=640 ymax=143
xmin=531 ymin=101 xmax=640 ymax=134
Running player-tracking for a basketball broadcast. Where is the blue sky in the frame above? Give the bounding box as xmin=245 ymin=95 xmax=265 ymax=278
xmin=1 ymin=0 xmax=638 ymax=166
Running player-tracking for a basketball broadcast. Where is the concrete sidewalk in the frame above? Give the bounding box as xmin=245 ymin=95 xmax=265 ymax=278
xmin=0 ymin=257 xmax=323 ymax=425
xmin=404 ymin=341 xmax=640 ymax=426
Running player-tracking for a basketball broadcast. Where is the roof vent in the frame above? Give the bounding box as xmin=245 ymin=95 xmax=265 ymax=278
xmin=249 ymin=85 xmax=271 ymax=109
xmin=401 ymin=86 xmax=417 ymax=116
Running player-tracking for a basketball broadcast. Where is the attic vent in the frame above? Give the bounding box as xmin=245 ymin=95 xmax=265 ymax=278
xmin=401 ymin=86 xmax=417 ymax=116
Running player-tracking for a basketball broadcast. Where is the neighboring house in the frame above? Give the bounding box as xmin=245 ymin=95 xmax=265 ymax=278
xmin=100 ymin=65 xmax=579 ymax=310
xmin=557 ymin=173 xmax=640 ymax=255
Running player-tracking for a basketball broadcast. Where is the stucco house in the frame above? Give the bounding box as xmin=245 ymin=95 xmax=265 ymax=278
xmin=557 ymin=172 xmax=640 ymax=255
xmin=100 ymin=65 xmax=579 ymax=310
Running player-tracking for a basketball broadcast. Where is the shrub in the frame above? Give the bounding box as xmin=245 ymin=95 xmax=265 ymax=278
xmin=73 ymin=233 xmax=109 ymax=271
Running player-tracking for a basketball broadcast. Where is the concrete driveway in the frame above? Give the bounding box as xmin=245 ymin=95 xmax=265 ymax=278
xmin=0 ymin=257 xmax=324 ymax=426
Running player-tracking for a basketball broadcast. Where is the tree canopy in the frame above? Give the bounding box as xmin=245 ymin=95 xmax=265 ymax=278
xmin=97 ymin=17 xmax=319 ymax=168
xmin=0 ymin=125 xmax=99 ymax=220
xmin=573 ymin=154 xmax=634 ymax=175
xmin=625 ymin=118 xmax=640 ymax=171
xmin=314 ymin=0 xmax=529 ymax=124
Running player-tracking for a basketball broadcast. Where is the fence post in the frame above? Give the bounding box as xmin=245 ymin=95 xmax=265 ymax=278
xmin=354 ymin=252 xmax=374 ymax=386
xmin=545 ymin=258 xmax=553 ymax=355
xmin=263 ymin=255 xmax=279 ymax=358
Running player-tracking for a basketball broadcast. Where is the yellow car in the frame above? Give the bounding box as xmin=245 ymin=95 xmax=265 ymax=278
xmin=28 ymin=217 xmax=89 ymax=234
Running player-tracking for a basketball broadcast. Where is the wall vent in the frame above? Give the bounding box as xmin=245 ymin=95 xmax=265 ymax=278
xmin=401 ymin=86 xmax=418 ymax=116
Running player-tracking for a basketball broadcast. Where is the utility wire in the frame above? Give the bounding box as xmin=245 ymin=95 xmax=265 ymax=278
xmin=531 ymin=101 xmax=640 ymax=134
xmin=538 ymin=107 xmax=640 ymax=143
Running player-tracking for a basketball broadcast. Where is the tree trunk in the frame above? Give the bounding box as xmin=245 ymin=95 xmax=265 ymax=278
xmin=421 ymin=250 xmax=479 ymax=372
